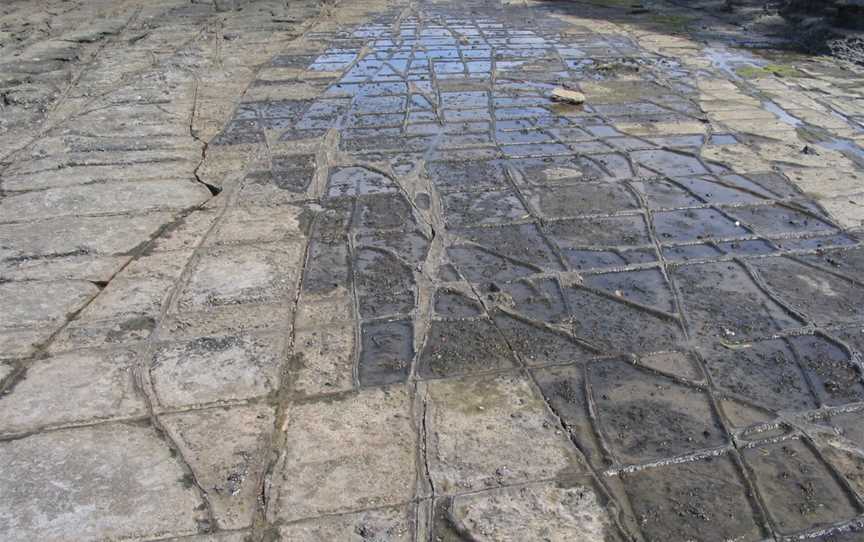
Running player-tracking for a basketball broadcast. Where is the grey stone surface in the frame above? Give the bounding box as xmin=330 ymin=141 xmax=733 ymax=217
xmin=175 ymin=242 xmax=304 ymax=312
xmin=0 ymin=348 xmax=146 ymax=434
xmin=445 ymin=481 xmax=614 ymax=541
xmin=151 ymin=333 xmax=286 ymax=409
xmin=0 ymin=280 xmax=98 ymax=329
xmin=2 ymin=0 xmax=864 ymax=539
xmin=277 ymin=505 xmax=413 ymax=541
xmin=162 ymin=404 xmax=276 ymax=530
xmin=0 ymin=423 xmax=206 ymax=541
xmin=267 ymin=386 xmax=416 ymax=522
xmin=424 ymin=375 xmax=582 ymax=494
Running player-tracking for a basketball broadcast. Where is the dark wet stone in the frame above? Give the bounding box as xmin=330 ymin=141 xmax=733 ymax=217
xmin=310 ymin=199 xmax=354 ymax=241
xmin=211 ymin=125 xmax=265 ymax=146
xmin=716 ymin=239 xmax=776 ymax=256
xmin=359 ymin=319 xmax=413 ymax=386
xmin=354 ymin=248 xmax=415 ymax=318
xmin=454 ymin=223 xmax=563 ymax=272
xmin=673 ymin=261 xmax=803 ymax=339
xmin=442 ymin=190 xmax=529 ymax=227
xmin=720 ymin=173 xmax=800 ymax=200
xmin=777 ymin=234 xmax=859 ymax=251
xmin=418 ymin=319 xmax=517 ymax=379
xmin=328 ymin=166 xmax=398 ymax=198
xmin=355 ymin=193 xmax=416 ymax=231
xmin=583 ymin=269 xmax=675 ymax=313
xmin=532 ymin=364 xmax=605 ymax=467
xmin=788 ymin=335 xmax=864 ymax=407
xmin=677 ymin=176 xmax=768 ymax=205
xmin=356 ymin=229 xmax=430 ymax=266
xmin=547 ymin=216 xmax=652 ymax=253
xmin=272 ymin=168 xmax=315 ymax=192
xmin=701 ymin=340 xmax=817 ymax=414
xmin=794 ymin=246 xmax=864 ymax=282
xmin=492 ymin=277 xmax=568 ymax=322
xmin=437 ymin=263 xmax=462 ymax=282
xmin=589 ymin=360 xmax=726 ymax=464
xmin=653 ymin=209 xmax=750 ymax=243
xmin=302 ymin=240 xmax=350 ymax=295
xmin=495 ymin=312 xmax=595 ymax=366
xmin=515 ymin=155 xmax=608 ymax=184
xmin=560 ymin=250 xmax=629 ymax=270
xmin=434 ymin=289 xmax=483 ymax=318
xmin=742 ymin=440 xmax=859 ymax=534
xmin=631 ymin=149 xmax=708 ymax=177
xmin=622 ymin=455 xmax=763 ymax=541
xmin=272 ymin=153 xmax=316 ymax=171
xmin=731 ymin=204 xmax=837 ymax=236
xmin=447 ymin=245 xmax=538 ymax=283
xmin=662 ymin=243 xmax=723 ymax=262
xmin=564 ymin=286 xmax=683 ymax=353
xmin=262 ymin=99 xmax=313 ymax=120
xmin=278 ymin=128 xmax=328 ymax=141
xmin=633 ymin=179 xmax=702 ymax=209
xmin=522 ymin=183 xmax=639 ymax=218
xmin=752 ymin=256 xmax=864 ymax=324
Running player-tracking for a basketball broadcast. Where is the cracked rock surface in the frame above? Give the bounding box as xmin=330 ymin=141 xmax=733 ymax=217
xmin=3 ymin=0 xmax=864 ymax=540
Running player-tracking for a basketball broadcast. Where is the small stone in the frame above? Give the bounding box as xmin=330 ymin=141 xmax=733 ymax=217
xmin=550 ymin=88 xmax=586 ymax=104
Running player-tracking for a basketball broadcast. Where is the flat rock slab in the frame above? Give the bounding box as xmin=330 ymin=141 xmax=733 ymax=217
xmin=267 ymin=386 xmax=416 ymax=522
xmin=2 ymin=0 xmax=864 ymax=539
xmin=0 ymin=423 xmax=206 ymax=541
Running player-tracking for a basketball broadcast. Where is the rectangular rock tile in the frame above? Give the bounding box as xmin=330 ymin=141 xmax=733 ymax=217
xmin=149 ymin=209 xmax=220 ymax=253
xmin=587 ymin=359 xmax=727 ymax=465
xmin=291 ymin=323 xmax=355 ymax=397
xmin=0 ymin=423 xmax=206 ymax=540
xmin=418 ymin=319 xmax=518 ymax=379
xmin=50 ymin=315 xmax=157 ymax=352
xmin=359 ymin=319 xmax=413 ymax=387
xmin=161 ymin=304 xmax=292 ymax=341
xmin=207 ymin=204 xmax=306 ymax=245
xmin=162 ymin=404 xmax=275 ymax=530
xmin=700 ymin=339 xmax=817 ymax=414
xmin=442 ymin=190 xmax=529 ymax=227
xmin=0 ymin=280 xmax=99 ymax=329
xmin=295 ymin=287 xmax=355 ymax=329
xmin=673 ymin=261 xmax=803 ymax=339
xmin=0 ymin=326 xmax=53 ymax=360
xmin=0 ymin=348 xmax=146 ymax=434
xmin=653 ymin=208 xmax=750 ymax=243
xmin=424 ymin=374 xmax=583 ymax=494
xmin=277 ymin=505 xmax=413 ymax=540
xmin=0 ymin=212 xmax=176 ymax=261
xmin=267 ymin=386 xmax=415 ymax=522
xmin=742 ymin=440 xmax=860 ymax=534
xmin=788 ymin=335 xmax=864 ymax=407
xmin=522 ymin=183 xmax=639 ymax=218
xmin=621 ymin=455 xmax=764 ymax=541
xmin=0 ymin=254 xmax=129 ymax=283
xmin=151 ymin=333 xmax=285 ymax=409
xmin=752 ymin=256 xmax=864 ymax=325
xmin=564 ymin=286 xmax=684 ymax=354
xmin=433 ymin=479 xmax=615 ymax=541
xmin=175 ymin=241 xmax=304 ymax=312
xmin=0 ymin=179 xmax=210 ymax=222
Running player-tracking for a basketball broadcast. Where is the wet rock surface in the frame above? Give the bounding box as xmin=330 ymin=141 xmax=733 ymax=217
xmin=2 ymin=0 xmax=864 ymax=540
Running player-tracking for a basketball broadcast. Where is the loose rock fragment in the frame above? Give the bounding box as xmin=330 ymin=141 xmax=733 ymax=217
xmin=550 ymin=87 xmax=586 ymax=104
